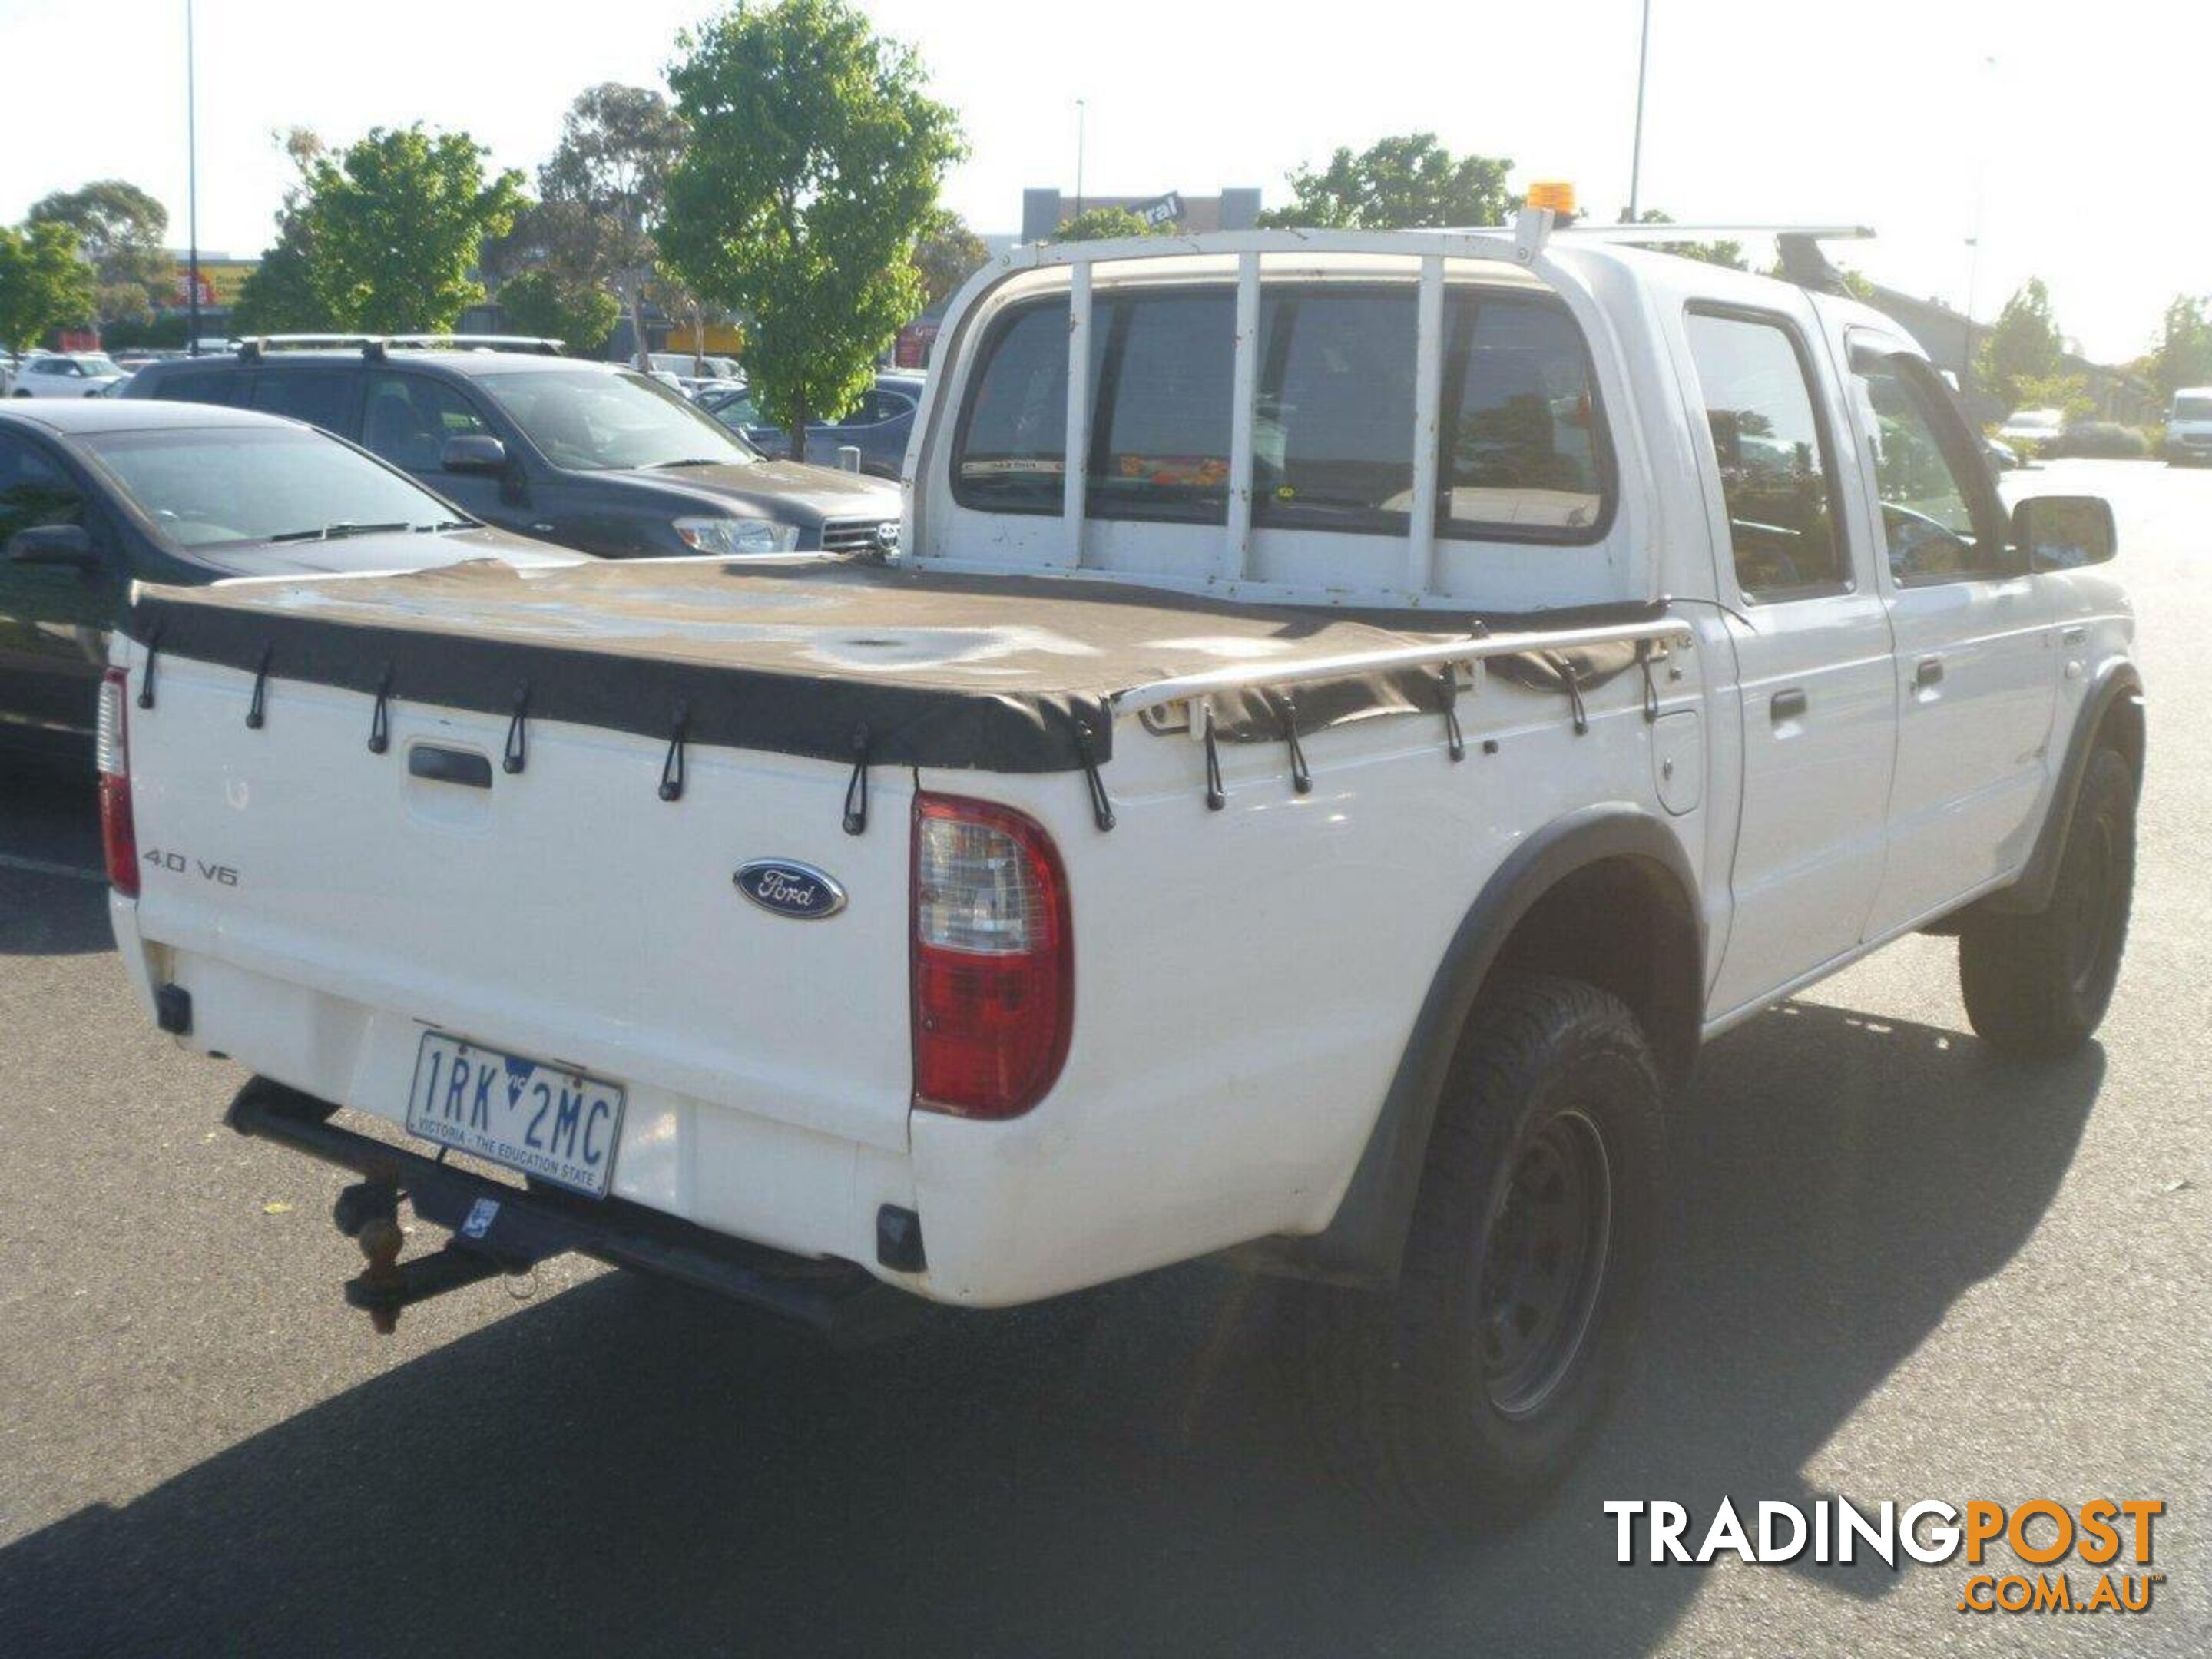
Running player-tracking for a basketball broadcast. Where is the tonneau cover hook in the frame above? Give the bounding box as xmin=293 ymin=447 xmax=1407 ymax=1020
xmin=368 ymin=664 xmax=394 ymax=754
xmin=245 ymin=645 xmax=273 ymax=730
xmin=843 ymin=724 xmax=870 ymax=836
xmin=657 ymin=700 xmax=690 ymax=802
xmin=1439 ymin=664 xmax=1465 ymax=762
xmin=1202 ymin=704 xmax=1226 ymax=811
xmin=1638 ymin=641 xmax=1661 ymax=724
xmin=1563 ymin=662 xmax=1588 ymax=737
xmin=1276 ymin=693 xmax=1313 ymax=795
xmin=1075 ymin=723 xmax=1114 ymax=831
xmin=503 ymin=684 xmax=528 ymax=774
xmin=137 ymin=621 xmax=162 ymax=709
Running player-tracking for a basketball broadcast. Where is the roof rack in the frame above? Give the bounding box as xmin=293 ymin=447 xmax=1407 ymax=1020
xmin=235 ymin=334 xmax=379 ymax=360
xmin=366 ymin=334 xmax=565 ymax=359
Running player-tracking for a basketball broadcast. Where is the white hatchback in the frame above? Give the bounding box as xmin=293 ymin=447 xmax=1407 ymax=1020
xmin=12 ymin=352 xmax=127 ymax=398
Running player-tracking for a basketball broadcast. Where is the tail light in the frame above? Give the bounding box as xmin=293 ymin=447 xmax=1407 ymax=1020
xmin=911 ymin=794 xmax=1072 ymax=1119
xmin=96 ymin=667 xmax=139 ymax=896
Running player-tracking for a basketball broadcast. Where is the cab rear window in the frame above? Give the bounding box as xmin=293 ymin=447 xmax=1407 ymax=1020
xmin=952 ymin=284 xmax=1611 ymax=543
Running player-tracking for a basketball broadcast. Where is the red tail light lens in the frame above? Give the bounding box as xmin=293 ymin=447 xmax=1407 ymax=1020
xmin=911 ymin=794 xmax=1072 ymax=1119
xmin=96 ymin=667 xmax=138 ymax=896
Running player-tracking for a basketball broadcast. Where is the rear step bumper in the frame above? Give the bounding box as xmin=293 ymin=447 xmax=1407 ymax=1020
xmin=226 ymin=1078 xmax=923 ymax=1346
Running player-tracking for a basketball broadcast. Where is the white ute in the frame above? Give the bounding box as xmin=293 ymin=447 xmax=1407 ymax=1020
xmin=101 ymin=206 xmax=2143 ymax=1522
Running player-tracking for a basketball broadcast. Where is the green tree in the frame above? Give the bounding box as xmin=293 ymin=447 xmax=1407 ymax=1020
xmin=1257 ymin=133 xmax=1512 ymax=230
xmin=1048 ymin=205 xmax=1164 ymax=243
xmin=495 ymin=267 xmax=618 ymax=353
xmin=1630 ymin=209 xmax=1744 ymax=270
xmin=231 ymin=129 xmax=329 ymax=335
xmin=915 ymin=209 xmax=988 ymax=308
xmin=1975 ymin=279 xmax=2064 ymax=408
xmin=2009 ymin=369 xmax=2094 ymax=422
xmin=538 ymin=84 xmax=687 ymax=365
xmin=28 ymin=180 xmax=171 ymax=327
xmin=294 ymin=126 xmax=525 ymax=332
xmin=0 ymin=221 xmax=95 ymax=353
xmin=661 ymin=0 xmax=965 ymax=433
xmin=2147 ymin=295 xmax=2212 ymax=399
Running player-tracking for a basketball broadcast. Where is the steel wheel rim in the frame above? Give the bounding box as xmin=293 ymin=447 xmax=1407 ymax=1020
xmin=1478 ymin=1108 xmax=1613 ymax=1418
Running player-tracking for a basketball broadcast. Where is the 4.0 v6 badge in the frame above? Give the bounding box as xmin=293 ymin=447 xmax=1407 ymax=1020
xmin=141 ymin=849 xmax=239 ymax=886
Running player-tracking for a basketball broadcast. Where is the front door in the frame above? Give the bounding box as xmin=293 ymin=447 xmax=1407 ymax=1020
xmin=0 ymin=432 xmax=114 ymax=748
xmin=1845 ymin=336 xmax=2061 ymax=934
xmin=1679 ymin=303 xmax=1899 ymax=1018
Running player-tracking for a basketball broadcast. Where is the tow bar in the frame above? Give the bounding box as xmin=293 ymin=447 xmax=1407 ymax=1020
xmin=226 ymin=1077 xmax=922 ymax=1344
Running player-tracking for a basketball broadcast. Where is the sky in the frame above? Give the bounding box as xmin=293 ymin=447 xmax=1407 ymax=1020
xmin=2 ymin=0 xmax=2205 ymax=364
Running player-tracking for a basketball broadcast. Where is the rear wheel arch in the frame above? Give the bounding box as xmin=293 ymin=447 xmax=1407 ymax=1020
xmin=1239 ymin=806 xmax=1704 ymax=1289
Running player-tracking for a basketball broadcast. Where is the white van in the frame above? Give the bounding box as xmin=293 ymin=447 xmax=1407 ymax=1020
xmin=2167 ymin=386 xmax=2212 ymax=466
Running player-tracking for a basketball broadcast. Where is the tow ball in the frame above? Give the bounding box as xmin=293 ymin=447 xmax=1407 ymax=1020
xmin=331 ymin=1178 xmax=507 ymax=1335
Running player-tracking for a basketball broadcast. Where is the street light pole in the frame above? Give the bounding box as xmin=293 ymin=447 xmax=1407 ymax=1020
xmin=185 ymin=0 xmax=201 ymax=356
xmin=1075 ymin=99 xmax=1087 ymax=220
xmin=1626 ymin=0 xmax=1653 ymax=221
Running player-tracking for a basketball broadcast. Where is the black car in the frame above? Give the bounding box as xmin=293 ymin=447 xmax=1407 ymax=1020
xmin=0 ymin=400 xmax=576 ymax=764
xmin=126 ymin=343 xmax=902 ymax=559
xmin=700 ymin=373 xmax=922 ymax=479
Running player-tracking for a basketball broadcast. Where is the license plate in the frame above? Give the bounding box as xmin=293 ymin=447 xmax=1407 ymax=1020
xmin=405 ymin=1032 xmax=624 ymax=1198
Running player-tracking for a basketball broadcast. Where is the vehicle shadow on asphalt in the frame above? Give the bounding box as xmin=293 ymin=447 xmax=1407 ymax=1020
xmin=0 ymin=768 xmax=108 ymax=959
xmin=0 ymin=999 xmax=2104 ymax=1657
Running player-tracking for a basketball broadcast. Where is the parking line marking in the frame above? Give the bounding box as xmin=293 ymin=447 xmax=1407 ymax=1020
xmin=0 ymin=851 xmax=104 ymax=884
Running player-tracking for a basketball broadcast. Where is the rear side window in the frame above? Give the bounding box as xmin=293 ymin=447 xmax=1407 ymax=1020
xmin=952 ymin=284 xmax=1610 ymax=541
xmin=1684 ymin=310 xmax=1846 ymax=601
xmin=250 ymin=368 xmax=356 ymax=435
xmin=151 ymin=368 xmax=244 ymax=407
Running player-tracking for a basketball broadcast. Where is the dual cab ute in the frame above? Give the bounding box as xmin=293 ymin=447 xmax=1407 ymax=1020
xmin=99 ymin=206 xmax=2141 ymax=1522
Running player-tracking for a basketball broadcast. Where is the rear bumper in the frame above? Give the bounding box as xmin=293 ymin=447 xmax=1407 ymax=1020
xmin=227 ymin=1076 xmax=923 ymax=1343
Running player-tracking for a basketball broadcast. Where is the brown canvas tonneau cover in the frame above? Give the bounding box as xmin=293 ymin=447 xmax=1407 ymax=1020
xmin=126 ymin=556 xmax=1515 ymax=773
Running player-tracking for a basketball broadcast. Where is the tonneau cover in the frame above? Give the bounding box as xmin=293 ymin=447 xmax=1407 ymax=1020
xmin=127 ymin=556 xmax=1502 ymax=773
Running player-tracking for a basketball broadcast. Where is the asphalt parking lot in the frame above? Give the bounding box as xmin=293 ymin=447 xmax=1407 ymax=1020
xmin=0 ymin=459 xmax=2205 ymax=1657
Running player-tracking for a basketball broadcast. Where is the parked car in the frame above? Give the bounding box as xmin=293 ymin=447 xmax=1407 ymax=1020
xmin=2165 ymin=386 xmax=2212 ymax=466
xmin=1997 ymin=406 xmax=2067 ymax=453
xmin=12 ymin=352 xmax=129 ymax=398
xmin=647 ymin=351 xmax=740 ymax=398
xmin=0 ymin=399 xmax=575 ymax=765
xmin=1982 ymin=434 xmax=2019 ymax=472
xmin=704 ymin=373 xmax=923 ymax=478
xmin=99 ymin=222 xmax=2137 ymax=1527
xmin=126 ymin=341 xmax=900 ymax=558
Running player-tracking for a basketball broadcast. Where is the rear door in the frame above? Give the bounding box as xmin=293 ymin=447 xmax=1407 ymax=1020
xmin=1679 ymin=302 xmax=1899 ymax=1017
xmin=1844 ymin=332 xmax=2060 ymax=932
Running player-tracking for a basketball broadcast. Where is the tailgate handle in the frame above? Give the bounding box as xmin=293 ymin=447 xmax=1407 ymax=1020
xmin=1769 ymin=688 xmax=1808 ymax=722
xmin=407 ymin=745 xmax=493 ymax=790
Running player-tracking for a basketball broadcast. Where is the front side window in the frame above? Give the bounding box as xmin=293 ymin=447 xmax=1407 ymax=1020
xmin=1684 ymin=310 xmax=1846 ymax=601
xmin=0 ymin=434 xmax=84 ymax=541
xmin=478 ymin=368 xmax=759 ymax=472
xmin=1854 ymin=351 xmax=2008 ymax=584
xmin=363 ymin=373 xmax=489 ymax=472
xmin=81 ymin=426 xmax=465 ymax=554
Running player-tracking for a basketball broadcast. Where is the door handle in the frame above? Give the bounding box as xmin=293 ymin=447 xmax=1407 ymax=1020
xmin=2061 ymin=626 xmax=2087 ymax=647
xmin=1770 ymin=688 xmax=1808 ymax=722
xmin=1915 ymin=657 xmax=1945 ymax=688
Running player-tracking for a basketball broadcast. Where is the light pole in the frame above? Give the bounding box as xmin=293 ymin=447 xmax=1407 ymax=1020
xmin=1075 ymin=99 xmax=1087 ymax=220
xmin=185 ymin=0 xmax=201 ymax=356
xmin=1626 ymin=0 xmax=1653 ymax=221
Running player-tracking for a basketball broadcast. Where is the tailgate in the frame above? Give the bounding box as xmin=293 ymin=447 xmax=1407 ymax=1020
xmin=124 ymin=647 xmax=916 ymax=1154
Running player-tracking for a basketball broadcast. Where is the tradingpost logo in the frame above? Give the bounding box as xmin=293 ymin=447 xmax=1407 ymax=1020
xmin=1604 ymin=1498 xmax=2166 ymax=1615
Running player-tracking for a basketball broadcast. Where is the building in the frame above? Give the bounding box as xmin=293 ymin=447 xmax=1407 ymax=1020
xmin=1018 ymin=187 xmax=1262 ymax=244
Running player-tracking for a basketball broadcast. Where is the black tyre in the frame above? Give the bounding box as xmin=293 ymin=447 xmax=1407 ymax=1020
xmin=1306 ymin=975 xmax=1662 ymax=1528
xmin=1960 ymin=747 xmax=2135 ymax=1056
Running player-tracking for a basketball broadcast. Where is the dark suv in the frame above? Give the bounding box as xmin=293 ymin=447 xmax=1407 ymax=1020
xmin=125 ymin=340 xmax=902 ymax=560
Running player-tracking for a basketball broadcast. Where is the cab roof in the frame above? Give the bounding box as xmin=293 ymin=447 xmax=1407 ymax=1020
xmin=0 ymin=399 xmax=297 ymax=436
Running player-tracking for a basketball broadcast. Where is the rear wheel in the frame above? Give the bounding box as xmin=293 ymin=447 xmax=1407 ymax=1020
xmin=1959 ymin=746 xmax=2135 ymax=1056
xmin=1306 ymin=975 xmax=1661 ymax=1528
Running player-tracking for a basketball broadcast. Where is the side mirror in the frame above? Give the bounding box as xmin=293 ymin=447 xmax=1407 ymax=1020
xmin=442 ymin=433 xmax=509 ymax=475
xmin=7 ymin=522 xmax=97 ymax=571
xmin=2012 ymin=495 xmax=2116 ymax=571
